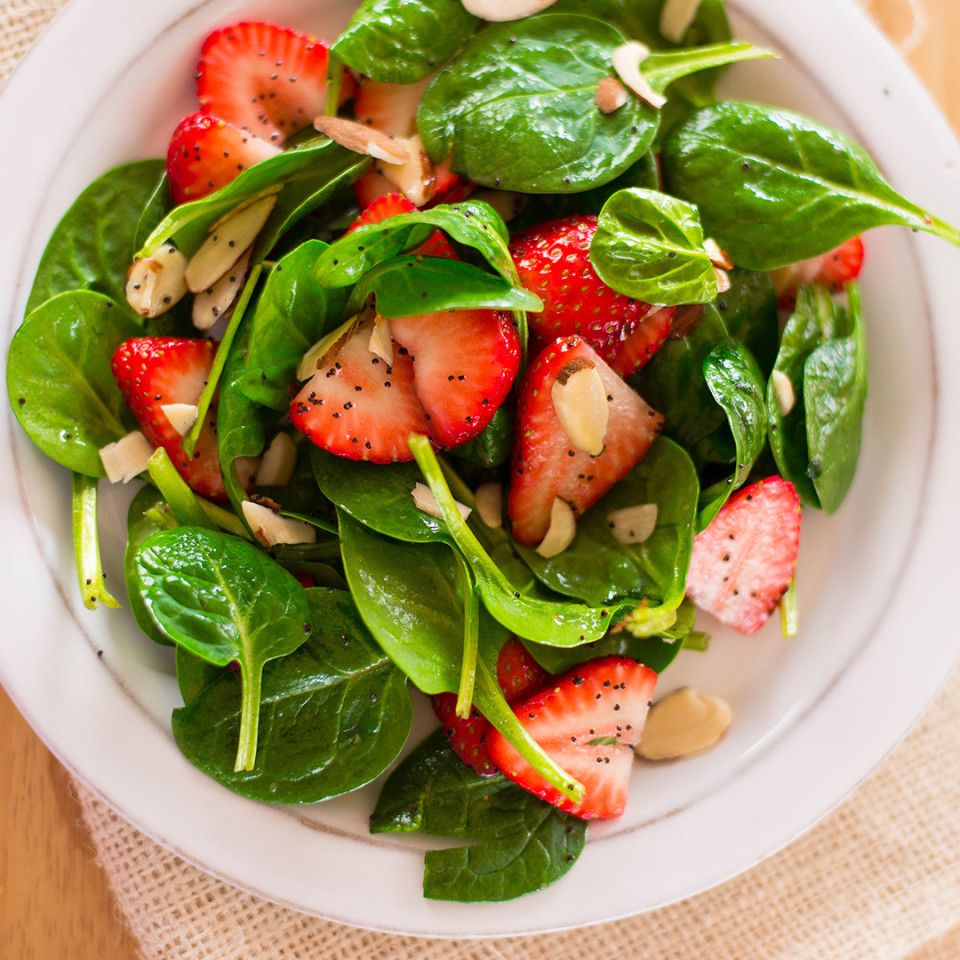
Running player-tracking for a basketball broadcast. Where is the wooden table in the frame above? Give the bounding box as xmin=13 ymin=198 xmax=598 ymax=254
xmin=2 ymin=3 xmax=959 ymax=957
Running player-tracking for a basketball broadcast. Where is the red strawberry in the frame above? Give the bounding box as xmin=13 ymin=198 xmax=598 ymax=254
xmin=508 ymin=336 xmax=663 ymax=547
xmin=166 ymin=112 xmax=281 ymax=204
xmin=354 ymin=168 xmax=397 ymax=210
xmin=111 ymin=338 xmax=227 ymax=500
xmin=354 ymin=77 xmax=430 ymax=139
xmin=773 ymin=236 xmax=865 ymax=308
xmin=196 ymin=21 xmax=345 ymax=145
xmin=686 ymin=476 xmax=801 ymax=635
xmin=432 ymin=638 xmax=551 ymax=777
xmin=346 ymin=192 xmax=456 ymax=259
xmin=487 ymin=656 xmax=658 ymax=820
xmin=510 ymin=215 xmax=675 ymax=375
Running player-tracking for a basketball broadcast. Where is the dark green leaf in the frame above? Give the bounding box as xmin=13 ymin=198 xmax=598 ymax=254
xmin=452 ymin=405 xmax=513 ymax=469
xmin=125 ymin=486 xmax=176 ymax=646
xmin=663 ymin=101 xmax=960 ymax=269
xmin=7 ymin=291 xmax=138 ymax=476
xmin=175 ymin=646 xmax=223 ymax=706
xmin=133 ymin=170 xmax=173 ymax=253
xmin=332 ymin=0 xmax=477 ymax=83
xmin=715 ymin=269 xmax=778 ymax=375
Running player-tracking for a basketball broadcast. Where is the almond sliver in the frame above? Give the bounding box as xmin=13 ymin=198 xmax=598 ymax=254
xmin=411 ymin=482 xmax=472 ymax=522
xmin=613 ymin=41 xmax=667 ymax=110
xmin=536 ymin=498 xmax=577 ymax=559
xmin=551 ymin=359 xmax=609 ymax=456
xmin=313 ymin=116 xmax=409 ymax=165
xmin=160 ymin=403 xmax=199 ymax=437
xmin=607 ymin=503 xmax=658 ymax=545
xmin=660 ymin=0 xmax=703 ymax=44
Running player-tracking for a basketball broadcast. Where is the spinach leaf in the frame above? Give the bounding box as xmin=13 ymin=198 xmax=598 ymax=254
xmin=332 ymin=0 xmax=477 ymax=83
xmin=715 ymin=268 xmax=778 ymax=376
xmin=452 ymin=405 xmax=513 ymax=469
xmin=663 ymin=101 xmax=960 ymax=269
xmin=239 ymin=240 xmax=345 ymax=411
xmin=132 ymin=527 xmax=312 ymax=771
xmin=518 ymin=438 xmax=698 ymax=607
xmin=698 ymin=339 xmax=767 ymax=526
xmin=27 ymin=159 xmax=166 ymax=317
xmin=590 ymin=187 xmax=717 ymax=305
xmin=175 ymin=646 xmax=223 ymax=706
xmin=172 ymin=588 xmax=412 ymax=803
xmin=7 ymin=291 xmax=138 ymax=476
xmin=346 ymin=256 xmax=542 ymax=317
xmin=371 ymin=730 xmax=586 ymax=902
xmin=146 ymin=447 xmax=215 ymax=530
xmin=138 ymin=142 xmax=369 ymax=259
xmin=417 ymin=15 xmax=767 ymax=194
xmin=125 ymin=486 xmax=174 ymax=645
xmin=72 ymin=474 xmax=120 ymax=611
xmin=133 ymin=170 xmax=173 ymax=253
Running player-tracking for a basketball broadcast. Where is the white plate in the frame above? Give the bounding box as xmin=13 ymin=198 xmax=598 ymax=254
xmin=2 ymin=0 xmax=960 ymax=938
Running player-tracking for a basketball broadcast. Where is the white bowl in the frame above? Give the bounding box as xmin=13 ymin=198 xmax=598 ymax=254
xmin=2 ymin=0 xmax=960 ymax=938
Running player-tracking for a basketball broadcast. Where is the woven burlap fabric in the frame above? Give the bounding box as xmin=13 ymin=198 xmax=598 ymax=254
xmin=4 ymin=1 xmax=957 ymax=957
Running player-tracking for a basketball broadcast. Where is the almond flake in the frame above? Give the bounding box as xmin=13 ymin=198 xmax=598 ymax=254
xmin=297 ymin=315 xmax=360 ymax=381
xmin=551 ymin=359 xmax=609 ymax=456
xmin=637 ymin=687 xmax=732 ymax=761
xmin=241 ymin=501 xmax=316 ymax=547
xmin=703 ymin=238 xmax=734 ymax=270
xmin=607 ymin=503 xmax=659 ymax=545
xmin=460 ymin=0 xmax=559 ymax=21
xmin=160 ymin=403 xmax=199 ymax=437
xmin=99 ymin=431 xmax=154 ymax=484
xmin=125 ymin=245 xmax=188 ymax=319
xmin=595 ymin=76 xmax=629 ymax=114
xmin=660 ymin=0 xmax=703 ymax=44
xmin=368 ymin=315 xmax=394 ymax=363
xmin=192 ymin=246 xmax=252 ymax=331
xmin=381 ymin=134 xmax=437 ymax=207
xmin=713 ymin=266 xmax=732 ymax=294
xmin=536 ymin=498 xmax=577 ymax=559
xmin=412 ymin=482 xmax=472 ymax=522
xmin=474 ymin=482 xmax=503 ymax=529
xmin=256 ymin=433 xmax=297 ymax=487
xmin=771 ymin=370 xmax=796 ymax=417
xmin=313 ymin=116 xmax=409 ymax=165
xmin=613 ymin=42 xmax=667 ymax=110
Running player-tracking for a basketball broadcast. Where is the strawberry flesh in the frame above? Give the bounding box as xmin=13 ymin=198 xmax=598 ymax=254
xmin=686 ymin=476 xmax=801 ymax=635
xmin=496 ymin=638 xmax=549 ymax=703
xmin=486 ymin=656 xmax=658 ymax=820
xmin=815 ymin=236 xmax=865 ymax=290
xmin=508 ymin=336 xmax=663 ymax=547
xmin=111 ymin=338 xmax=227 ymax=501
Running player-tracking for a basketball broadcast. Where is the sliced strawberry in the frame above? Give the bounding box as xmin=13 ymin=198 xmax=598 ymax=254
xmin=166 ymin=112 xmax=281 ymax=204
xmin=353 ymin=168 xmax=396 ymax=209
xmin=510 ymin=215 xmax=675 ymax=375
xmin=388 ymin=309 xmax=520 ymax=447
xmin=354 ymin=77 xmax=430 ymax=139
xmin=686 ymin=476 xmax=801 ymax=635
xmin=346 ymin=192 xmax=456 ymax=259
xmin=487 ymin=656 xmax=658 ymax=820
xmin=508 ymin=336 xmax=663 ymax=547
xmin=772 ymin=236 xmax=865 ymax=308
xmin=111 ymin=338 xmax=226 ymax=500
xmin=196 ymin=21 xmax=346 ymax=145
xmin=496 ymin=638 xmax=550 ymax=703
xmin=290 ymin=316 xmax=429 ymax=463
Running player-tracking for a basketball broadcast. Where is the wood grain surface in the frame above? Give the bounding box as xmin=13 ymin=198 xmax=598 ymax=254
xmin=1 ymin=3 xmax=958 ymax=958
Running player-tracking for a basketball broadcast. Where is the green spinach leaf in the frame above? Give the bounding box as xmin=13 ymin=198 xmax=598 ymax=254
xmin=715 ymin=268 xmax=778 ymax=376
xmin=125 ymin=486 xmax=174 ymax=645
xmin=172 ymin=589 xmax=412 ymax=803
xmin=663 ymin=101 xmax=960 ymax=269
xmin=371 ymin=731 xmax=586 ymax=902
xmin=175 ymin=646 xmax=223 ymax=706
xmin=452 ymin=405 xmax=513 ymax=470
xmin=332 ymin=0 xmax=477 ymax=83
xmin=7 ymin=291 xmax=138 ymax=476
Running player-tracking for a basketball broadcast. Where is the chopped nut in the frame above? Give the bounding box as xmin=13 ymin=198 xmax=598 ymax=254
xmin=368 ymin=315 xmax=394 ymax=363
xmin=607 ymin=503 xmax=658 ymax=544
xmin=771 ymin=370 xmax=796 ymax=416
xmin=192 ymin=246 xmax=252 ymax=331
xmin=296 ymin=315 xmax=360 ymax=381
xmin=256 ymin=433 xmax=297 ymax=487
xmin=536 ymin=498 xmax=577 ymax=558
xmin=380 ymin=134 xmax=437 ymax=207
xmin=99 ymin=431 xmax=154 ymax=484
xmin=551 ymin=359 xmax=608 ymax=456
xmin=241 ymin=501 xmax=316 ymax=547
xmin=637 ymin=687 xmax=732 ymax=761
xmin=713 ymin=266 xmax=732 ymax=294
xmin=474 ymin=482 xmax=503 ymax=529
xmin=660 ymin=0 xmax=703 ymax=44
xmin=460 ymin=0 xmax=559 ymax=21
xmin=160 ymin=403 xmax=199 ymax=437
xmin=703 ymin=237 xmax=734 ymax=270
xmin=313 ymin=115 xmax=409 ymax=165
xmin=125 ymin=245 xmax=188 ymax=319
xmin=613 ymin=41 xmax=667 ymax=110
xmin=412 ymin=482 xmax=472 ymax=521
xmin=595 ymin=76 xmax=629 ymax=114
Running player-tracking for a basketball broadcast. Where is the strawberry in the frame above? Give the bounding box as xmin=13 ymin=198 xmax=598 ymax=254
xmin=346 ymin=192 xmax=456 ymax=259
xmin=196 ymin=21 xmax=344 ymax=145
xmin=772 ymin=236 xmax=865 ymax=308
xmin=166 ymin=112 xmax=281 ymax=204
xmin=686 ymin=476 xmax=801 ymax=635
xmin=487 ymin=656 xmax=658 ymax=820
xmin=111 ymin=338 xmax=227 ymax=500
xmin=510 ymin=215 xmax=675 ymax=376
xmin=432 ymin=638 xmax=551 ymax=777
xmin=508 ymin=336 xmax=663 ymax=547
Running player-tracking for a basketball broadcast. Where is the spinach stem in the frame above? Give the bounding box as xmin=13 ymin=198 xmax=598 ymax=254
xmin=184 ymin=264 xmax=263 ymax=458
xmin=200 ymin=498 xmax=253 ymax=540
xmin=453 ymin=555 xmax=479 ymax=719
xmin=147 ymin=448 xmax=215 ymax=529
xmin=780 ymin=578 xmax=799 ymax=638
xmin=71 ymin=473 xmax=120 ymax=610
xmin=234 ymin=661 xmax=264 ymax=772
xmin=144 ymin=504 xmax=178 ymax=531
xmin=438 ymin=455 xmax=508 ymax=551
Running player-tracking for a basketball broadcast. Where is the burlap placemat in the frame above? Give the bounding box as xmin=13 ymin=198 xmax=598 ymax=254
xmin=5 ymin=1 xmax=958 ymax=957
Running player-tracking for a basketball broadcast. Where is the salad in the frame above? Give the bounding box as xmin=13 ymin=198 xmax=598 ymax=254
xmin=6 ymin=0 xmax=960 ymax=905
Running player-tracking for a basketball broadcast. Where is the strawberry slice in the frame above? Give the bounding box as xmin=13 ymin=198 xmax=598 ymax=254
xmin=510 ymin=215 xmax=675 ymax=375
xmin=686 ymin=476 xmax=801 ymax=635
xmin=487 ymin=656 xmax=658 ymax=820
xmin=111 ymin=338 xmax=227 ymax=500
xmin=508 ymin=336 xmax=663 ymax=547
xmin=166 ymin=112 xmax=281 ymax=204
xmin=772 ymin=236 xmax=865 ymax=308
xmin=354 ymin=77 xmax=430 ymax=139
xmin=346 ymin=192 xmax=456 ymax=259
xmin=389 ymin=308 xmax=520 ymax=446
xmin=196 ymin=22 xmax=344 ymax=145
xmin=432 ymin=638 xmax=551 ymax=777
xmin=291 ymin=316 xmax=429 ymax=464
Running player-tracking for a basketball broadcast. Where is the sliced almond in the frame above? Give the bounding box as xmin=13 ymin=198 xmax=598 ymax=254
xmin=613 ymin=41 xmax=667 ymax=110
xmin=160 ymin=403 xmax=199 ymax=437
xmin=713 ymin=266 xmax=732 ymax=294
xmin=313 ymin=115 xmax=409 ymax=165
xmin=660 ymin=0 xmax=702 ymax=44
xmin=207 ymin=186 xmax=282 ymax=234
xmin=412 ymin=482 xmax=472 ymax=522
xmin=551 ymin=359 xmax=609 ymax=456
xmin=636 ymin=687 xmax=732 ymax=761
xmin=256 ymin=433 xmax=297 ymax=487
xmin=474 ymin=482 xmax=503 ymax=529
xmin=99 ymin=431 xmax=154 ymax=484
xmin=185 ymin=196 xmax=276 ymax=293
xmin=703 ymin=238 xmax=734 ymax=270
xmin=297 ymin=315 xmax=361 ymax=381
xmin=381 ymin=134 xmax=437 ymax=207
xmin=595 ymin=76 xmax=629 ymax=114
xmin=471 ymin=189 xmax=525 ymax=223
xmin=368 ymin=315 xmax=394 ymax=364
xmin=460 ymin=0 xmax=559 ymax=21
xmin=192 ymin=246 xmax=252 ymax=331
xmin=241 ymin=501 xmax=317 ymax=547
xmin=607 ymin=503 xmax=658 ymax=545
xmin=771 ymin=370 xmax=796 ymax=417
xmin=536 ymin=498 xmax=577 ymax=558
xmin=124 ymin=245 xmax=188 ymax=319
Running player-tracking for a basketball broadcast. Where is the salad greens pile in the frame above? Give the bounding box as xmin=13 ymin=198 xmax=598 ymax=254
xmin=6 ymin=0 xmax=958 ymax=904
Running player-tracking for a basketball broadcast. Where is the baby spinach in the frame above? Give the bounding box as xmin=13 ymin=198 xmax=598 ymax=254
xmin=133 ymin=170 xmax=174 ymax=254
xmin=452 ymin=405 xmax=513 ymax=470
xmin=332 ymin=0 xmax=477 ymax=83
xmin=146 ymin=448 xmax=215 ymax=531
xmin=518 ymin=438 xmax=698 ymax=607
xmin=172 ymin=589 xmax=412 ymax=803
xmin=72 ymin=474 xmax=119 ymax=611
xmin=27 ymin=159 xmax=165 ymax=318
xmin=125 ymin=487 xmax=174 ymax=645
xmin=175 ymin=646 xmax=223 ymax=706
xmin=590 ymin=187 xmax=718 ymax=305
xmin=371 ymin=730 xmax=586 ymax=902
xmin=132 ymin=527 xmax=312 ymax=772
xmin=7 ymin=291 xmax=138 ymax=476
xmin=715 ymin=269 xmax=778 ymax=376
xmin=663 ymin=101 xmax=960 ymax=269
xmin=346 ymin=256 xmax=542 ymax=317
